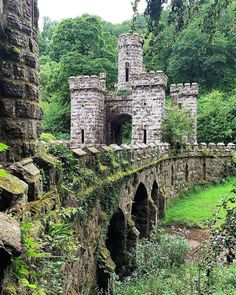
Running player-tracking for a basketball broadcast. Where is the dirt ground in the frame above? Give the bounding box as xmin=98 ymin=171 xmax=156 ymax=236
xmin=166 ymin=225 xmax=211 ymax=261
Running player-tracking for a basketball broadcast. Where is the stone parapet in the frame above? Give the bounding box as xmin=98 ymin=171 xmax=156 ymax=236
xmin=170 ymin=83 xmax=199 ymax=96
xmin=131 ymin=71 xmax=168 ymax=88
xmin=69 ymin=73 xmax=107 ymax=91
xmin=69 ymin=142 xmax=236 ymax=169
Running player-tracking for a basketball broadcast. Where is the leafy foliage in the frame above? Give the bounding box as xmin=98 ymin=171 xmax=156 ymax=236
xmin=198 ymin=90 xmax=236 ymax=143
xmin=162 ymin=105 xmax=194 ymax=147
xmin=0 ymin=143 xmax=8 ymax=177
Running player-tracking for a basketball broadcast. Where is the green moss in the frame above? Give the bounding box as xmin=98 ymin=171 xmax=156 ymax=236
xmin=98 ymin=240 xmax=116 ymax=271
xmin=0 ymin=174 xmax=27 ymax=194
xmin=3 ymin=285 xmax=17 ymax=295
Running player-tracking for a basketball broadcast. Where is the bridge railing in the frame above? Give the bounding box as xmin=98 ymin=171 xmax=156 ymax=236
xmin=41 ymin=141 xmax=236 ymax=170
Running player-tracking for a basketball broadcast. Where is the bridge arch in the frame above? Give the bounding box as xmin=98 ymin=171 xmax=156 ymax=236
xmin=107 ymin=113 xmax=132 ymax=145
xmin=131 ymin=182 xmax=149 ymax=238
xmin=105 ymin=208 xmax=126 ymax=277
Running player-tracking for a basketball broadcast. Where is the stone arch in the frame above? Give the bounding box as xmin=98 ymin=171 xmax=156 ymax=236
xmin=108 ymin=113 xmax=132 ymax=145
xmin=105 ymin=208 xmax=126 ymax=277
xmin=131 ymin=182 xmax=149 ymax=238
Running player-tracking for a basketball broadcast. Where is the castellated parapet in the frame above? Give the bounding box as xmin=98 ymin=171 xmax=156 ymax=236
xmin=0 ymin=0 xmax=41 ymax=162
xmin=70 ymin=33 xmax=197 ymax=148
xmin=170 ymin=83 xmax=199 ymax=143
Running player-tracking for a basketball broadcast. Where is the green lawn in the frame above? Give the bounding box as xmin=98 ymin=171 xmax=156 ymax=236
xmin=165 ymin=177 xmax=236 ymax=228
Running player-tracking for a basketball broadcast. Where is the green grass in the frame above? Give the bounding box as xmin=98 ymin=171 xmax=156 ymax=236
xmin=165 ymin=177 xmax=236 ymax=228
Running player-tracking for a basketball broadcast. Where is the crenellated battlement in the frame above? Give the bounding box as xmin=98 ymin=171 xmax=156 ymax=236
xmin=170 ymin=83 xmax=199 ymax=96
xmin=131 ymin=70 xmax=168 ymax=88
xmin=118 ymin=33 xmax=144 ymax=48
xmin=69 ymin=73 xmax=107 ymax=91
xmin=46 ymin=141 xmax=236 ymax=166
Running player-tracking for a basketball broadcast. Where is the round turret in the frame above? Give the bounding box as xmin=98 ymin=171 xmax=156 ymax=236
xmin=117 ymin=34 xmax=144 ymax=90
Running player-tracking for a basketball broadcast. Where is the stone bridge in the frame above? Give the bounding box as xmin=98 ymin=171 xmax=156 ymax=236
xmin=68 ymin=142 xmax=235 ymax=292
xmin=0 ymin=140 xmax=235 ymax=293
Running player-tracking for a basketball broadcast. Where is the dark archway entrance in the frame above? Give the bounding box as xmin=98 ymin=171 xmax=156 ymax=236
xmin=97 ymin=209 xmax=126 ymax=294
xmin=131 ymin=183 xmax=149 ymax=239
xmin=106 ymin=209 xmax=126 ymax=277
xmin=108 ymin=114 xmax=132 ymax=145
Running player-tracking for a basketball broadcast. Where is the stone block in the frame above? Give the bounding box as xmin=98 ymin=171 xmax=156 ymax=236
xmin=9 ymin=158 xmax=43 ymax=202
xmin=0 ymin=213 xmax=21 ymax=256
xmin=0 ymin=173 xmax=28 ymax=211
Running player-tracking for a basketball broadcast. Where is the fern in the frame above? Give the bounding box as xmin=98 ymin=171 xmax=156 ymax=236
xmin=0 ymin=142 xmax=8 ymax=177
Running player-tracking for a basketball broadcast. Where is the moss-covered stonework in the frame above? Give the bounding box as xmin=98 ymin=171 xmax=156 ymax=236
xmin=0 ymin=142 xmax=235 ymax=295
xmin=0 ymin=0 xmax=42 ymax=162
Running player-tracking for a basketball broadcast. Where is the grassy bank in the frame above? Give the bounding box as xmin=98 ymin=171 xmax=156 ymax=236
xmin=164 ymin=177 xmax=236 ymax=228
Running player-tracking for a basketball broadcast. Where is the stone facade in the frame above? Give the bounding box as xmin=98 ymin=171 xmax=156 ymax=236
xmin=69 ymin=74 xmax=106 ymax=146
xmin=117 ymin=33 xmax=143 ymax=90
xmin=70 ymin=34 xmax=198 ymax=147
xmin=0 ymin=0 xmax=42 ymax=162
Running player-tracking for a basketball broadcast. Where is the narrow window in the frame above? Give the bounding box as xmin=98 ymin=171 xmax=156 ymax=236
xmin=143 ymin=129 xmax=147 ymax=144
xmin=125 ymin=62 xmax=130 ymax=82
xmin=203 ymin=162 xmax=206 ymax=180
xmin=185 ymin=164 xmax=189 ymax=182
xmin=29 ymin=38 xmax=33 ymax=52
xmin=171 ymin=166 xmax=174 ymax=186
xmin=81 ymin=129 xmax=85 ymax=144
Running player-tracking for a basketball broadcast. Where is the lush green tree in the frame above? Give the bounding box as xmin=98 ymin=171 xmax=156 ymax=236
xmin=39 ymin=15 xmax=118 ymax=137
xmin=162 ymin=106 xmax=194 ymax=147
xmin=145 ymin=0 xmax=165 ymax=33
xmin=198 ymin=90 xmax=236 ymax=143
xmin=39 ymin=17 xmax=57 ymax=56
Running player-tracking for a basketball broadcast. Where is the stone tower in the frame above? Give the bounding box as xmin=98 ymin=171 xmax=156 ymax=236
xmin=0 ymin=0 xmax=42 ymax=162
xmin=69 ymin=74 xmax=106 ymax=147
xmin=131 ymin=71 xmax=167 ymax=144
xmin=170 ymin=83 xmax=199 ymax=143
xmin=117 ymin=34 xmax=143 ymax=90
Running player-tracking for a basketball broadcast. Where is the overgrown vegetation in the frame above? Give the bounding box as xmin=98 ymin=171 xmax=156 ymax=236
xmin=161 ymin=105 xmax=194 ymax=147
xmin=0 ymin=143 xmax=8 ymax=177
xmin=115 ymin=180 xmax=236 ymax=295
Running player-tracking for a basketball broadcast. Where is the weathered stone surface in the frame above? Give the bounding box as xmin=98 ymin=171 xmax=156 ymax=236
xmin=0 ymin=0 xmax=41 ymax=162
xmin=34 ymin=154 xmax=57 ymax=191
xmin=9 ymin=158 xmax=43 ymax=201
xmin=0 ymin=213 xmax=21 ymax=256
xmin=0 ymin=174 xmax=28 ymax=211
